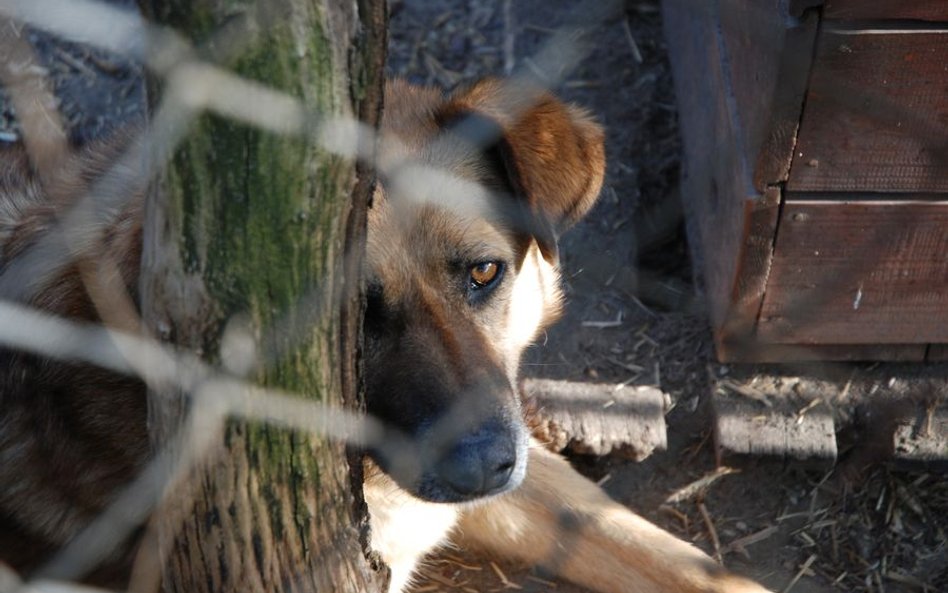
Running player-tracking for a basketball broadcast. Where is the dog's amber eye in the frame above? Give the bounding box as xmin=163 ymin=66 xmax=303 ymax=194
xmin=470 ymin=262 xmax=500 ymax=288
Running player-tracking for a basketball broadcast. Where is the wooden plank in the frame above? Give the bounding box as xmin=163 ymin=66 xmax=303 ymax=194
xmin=718 ymin=187 xmax=781 ymax=346
xmin=522 ymin=379 xmax=668 ymax=461
xmin=893 ymin=404 xmax=948 ymax=464
xmin=663 ymin=1 xmax=789 ymax=332
xmin=824 ymin=1 xmax=948 ymax=21
xmin=753 ymin=10 xmax=818 ymax=190
xmin=718 ymin=0 xmax=793 ymax=178
xmin=928 ymin=344 xmax=948 ymax=361
xmin=712 ymin=379 xmax=837 ymax=467
xmin=788 ymin=30 xmax=948 ymax=193
xmin=716 ymin=341 xmax=926 ymax=363
xmin=663 ymin=0 xmax=747 ymax=330
xmin=757 ymin=201 xmax=948 ymax=344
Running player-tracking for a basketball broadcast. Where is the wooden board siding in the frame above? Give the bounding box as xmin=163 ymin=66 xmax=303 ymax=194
xmin=663 ymin=0 xmax=808 ymax=333
xmin=753 ymin=11 xmax=819 ymax=191
xmin=665 ymin=2 xmax=948 ymax=362
xmin=718 ymin=0 xmax=791 ymax=174
xmin=928 ymin=345 xmax=948 ymax=361
xmin=718 ymin=187 xmax=781 ymax=343
xmin=823 ymin=1 xmax=948 ymax=22
xmin=788 ymin=30 xmax=948 ymax=193
xmin=716 ymin=343 xmax=927 ymax=363
xmin=756 ymin=200 xmax=948 ymax=344
xmin=663 ymin=0 xmax=755 ymax=331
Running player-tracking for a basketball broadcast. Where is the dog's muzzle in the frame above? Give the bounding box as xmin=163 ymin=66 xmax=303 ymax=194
xmin=371 ymin=411 xmax=529 ymax=504
xmin=432 ymin=417 xmax=518 ymax=498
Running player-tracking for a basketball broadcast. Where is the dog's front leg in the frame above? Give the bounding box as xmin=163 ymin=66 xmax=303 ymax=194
xmin=452 ymin=445 xmax=772 ymax=593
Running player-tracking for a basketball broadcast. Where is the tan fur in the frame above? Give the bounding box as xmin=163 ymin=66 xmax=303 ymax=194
xmin=455 ymin=446 xmax=768 ymax=593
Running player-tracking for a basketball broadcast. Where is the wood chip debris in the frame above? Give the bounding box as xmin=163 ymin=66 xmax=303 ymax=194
xmin=697 ymin=501 xmax=723 ymax=565
xmin=782 ymin=554 xmax=817 ymax=593
xmin=664 ymin=467 xmax=740 ymax=505
xmin=718 ymin=379 xmax=772 ymax=407
xmin=581 ymin=311 xmax=623 ymax=329
xmin=489 ymin=562 xmax=522 ymax=590
xmin=723 ymin=525 xmax=779 ymax=555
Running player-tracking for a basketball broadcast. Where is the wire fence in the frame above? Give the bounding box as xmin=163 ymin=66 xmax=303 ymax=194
xmin=0 ymin=1 xmax=945 ymax=593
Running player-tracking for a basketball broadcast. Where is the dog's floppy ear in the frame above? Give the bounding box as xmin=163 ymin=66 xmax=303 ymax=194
xmin=437 ymin=78 xmax=605 ymax=263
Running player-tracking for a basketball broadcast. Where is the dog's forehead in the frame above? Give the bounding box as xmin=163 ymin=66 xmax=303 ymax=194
xmin=365 ymin=81 xmax=516 ymax=288
xmin=366 ymin=187 xmax=514 ymax=281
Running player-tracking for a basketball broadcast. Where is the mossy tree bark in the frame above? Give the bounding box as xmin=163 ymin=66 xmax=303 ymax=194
xmin=139 ymin=1 xmax=387 ymax=592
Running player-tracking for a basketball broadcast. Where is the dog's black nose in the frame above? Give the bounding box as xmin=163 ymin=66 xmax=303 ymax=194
xmin=434 ymin=420 xmax=517 ymax=497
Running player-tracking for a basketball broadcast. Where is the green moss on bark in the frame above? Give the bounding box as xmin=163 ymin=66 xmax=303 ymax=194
xmin=143 ymin=1 xmax=385 ymax=590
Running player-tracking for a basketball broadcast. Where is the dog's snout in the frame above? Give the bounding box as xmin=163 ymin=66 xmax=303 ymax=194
xmin=435 ymin=420 xmax=517 ymax=498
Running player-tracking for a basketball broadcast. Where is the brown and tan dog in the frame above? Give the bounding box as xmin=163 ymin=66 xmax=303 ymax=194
xmin=0 ymin=79 xmax=771 ymax=593
xmin=361 ymin=79 xmax=771 ymax=593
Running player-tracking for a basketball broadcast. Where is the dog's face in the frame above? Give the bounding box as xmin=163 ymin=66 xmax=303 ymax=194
xmin=363 ymin=79 xmax=604 ymax=503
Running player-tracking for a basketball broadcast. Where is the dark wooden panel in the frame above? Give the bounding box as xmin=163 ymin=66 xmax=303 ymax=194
xmin=716 ymin=340 xmax=926 ymax=363
xmin=719 ymin=187 xmax=781 ymax=342
xmin=663 ymin=0 xmax=749 ymax=330
xmin=713 ymin=387 xmax=837 ymax=466
xmin=664 ymin=0 xmax=792 ymax=332
xmin=928 ymin=345 xmax=948 ymax=361
xmin=788 ymin=31 xmax=948 ymax=193
xmin=753 ymin=11 xmax=818 ymax=190
xmin=719 ymin=0 xmax=794 ymax=180
xmin=757 ymin=201 xmax=948 ymax=344
xmin=824 ymin=1 xmax=948 ymax=21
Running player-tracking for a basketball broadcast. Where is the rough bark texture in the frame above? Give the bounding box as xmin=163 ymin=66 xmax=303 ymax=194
xmin=139 ymin=1 xmax=386 ymax=592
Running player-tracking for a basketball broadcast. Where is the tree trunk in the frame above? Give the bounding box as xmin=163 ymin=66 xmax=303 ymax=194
xmin=139 ymin=1 xmax=387 ymax=592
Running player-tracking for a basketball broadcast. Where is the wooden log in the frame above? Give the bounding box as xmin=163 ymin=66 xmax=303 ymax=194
xmin=711 ymin=379 xmax=837 ymax=467
xmin=522 ymin=379 xmax=668 ymax=462
xmin=892 ymin=404 xmax=948 ymax=464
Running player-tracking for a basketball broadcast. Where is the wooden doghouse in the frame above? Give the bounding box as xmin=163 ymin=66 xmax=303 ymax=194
xmin=663 ymin=1 xmax=948 ymax=362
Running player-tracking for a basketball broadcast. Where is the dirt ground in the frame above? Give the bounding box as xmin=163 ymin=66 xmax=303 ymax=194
xmin=387 ymin=1 xmax=947 ymax=592
xmin=0 ymin=1 xmax=944 ymax=592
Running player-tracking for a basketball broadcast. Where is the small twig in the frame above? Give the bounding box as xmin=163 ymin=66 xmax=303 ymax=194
xmin=581 ymin=311 xmax=623 ymax=329
xmin=659 ymin=504 xmax=690 ymax=533
xmin=441 ymin=555 xmax=483 ymax=571
xmin=628 ymin=294 xmax=658 ymax=318
xmin=723 ymin=525 xmax=779 ymax=555
xmin=620 ymin=17 xmax=643 ymax=63
xmin=604 ymin=355 xmax=645 ymax=373
xmin=53 ymin=45 xmax=98 ymax=78
xmin=525 ymin=575 xmax=557 ymax=588
xmin=417 ymin=567 xmax=466 ymax=588
xmin=839 ymin=368 xmax=857 ymax=400
xmin=489 ymin=562 xmax=522 ymax=590
xmin=563 ymin=79 xmax=601 ymax=89
xmin=665 ymin=467 xmax=740 ymax=505
xmin=719 ymin=379 xmax=773 ymax=408
xmin=796 ymin=398 xmax=823 ymax=425
xmin=782 ymin=554 xmax=816 ymax=593
xmin=697 ymin=502 xmax=722 ymax=565
xmin=885 ymin=571 xmax=932 ymax=591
